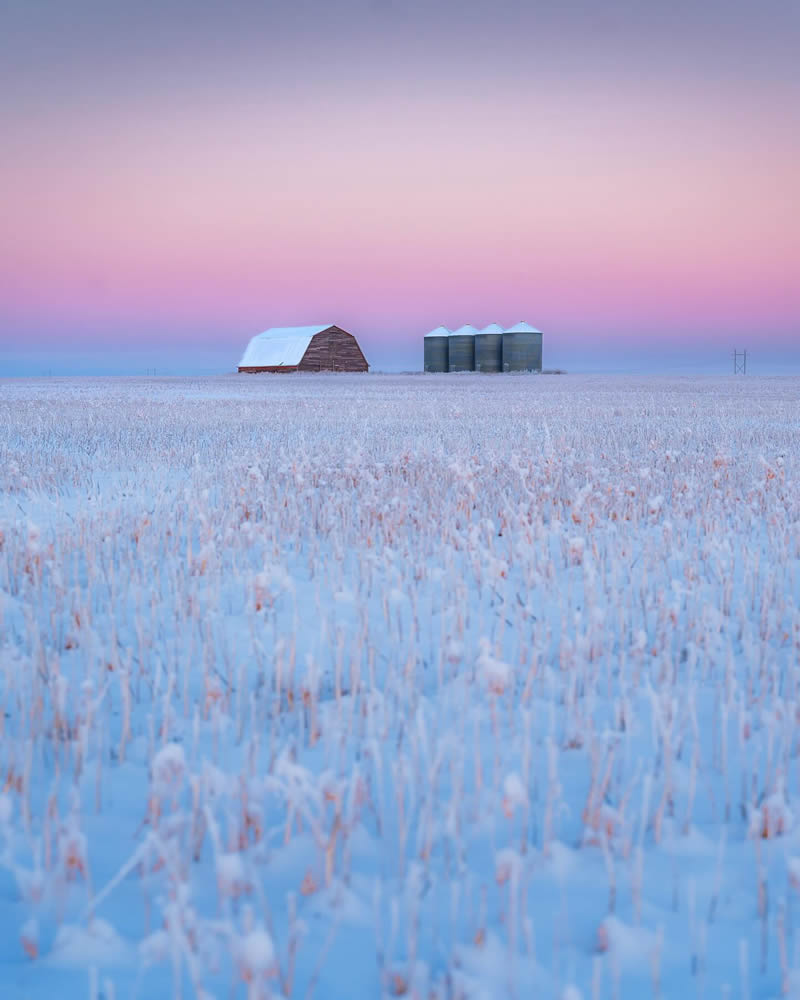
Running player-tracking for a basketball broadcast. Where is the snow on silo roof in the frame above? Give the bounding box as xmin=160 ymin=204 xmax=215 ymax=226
xmin=424 ymin=326 xmax=451 ymax=338
xmin=479 ymin=323 xmax=504 ymax=334
xmin=505 ymin=322 xmax=542 ymax=334
xmin=450 ymin=325 xmax=480 ymax=337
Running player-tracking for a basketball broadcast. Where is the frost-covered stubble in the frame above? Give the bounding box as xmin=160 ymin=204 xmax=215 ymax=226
xmin=0 ymin=374 xmax=799 ymax=999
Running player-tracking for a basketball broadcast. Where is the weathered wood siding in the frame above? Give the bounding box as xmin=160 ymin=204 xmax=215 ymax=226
xmin=238 ymin=366 xmax=297 ymax=373
xmin=298 ymin=326 xmax=369 ymax=372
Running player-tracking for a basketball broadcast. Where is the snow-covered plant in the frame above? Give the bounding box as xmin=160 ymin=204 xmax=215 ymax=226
xmin=0 ymin=373 xmax=797 ymax=995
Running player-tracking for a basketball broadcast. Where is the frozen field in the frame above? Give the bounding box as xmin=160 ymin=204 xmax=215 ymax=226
xmin=1 ymin=373 xmax=799 ymax=1000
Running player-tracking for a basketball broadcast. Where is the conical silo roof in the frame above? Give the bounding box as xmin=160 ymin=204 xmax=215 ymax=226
xmin=424 ymin=326 xmax=451 ymax=338
xmin=479 ymin=323 xmax=504 ymax=335
xmin=505 ymin=321 xmax=542 ymax=334
xmin=450 ymin=325 xmax=480 ymax=337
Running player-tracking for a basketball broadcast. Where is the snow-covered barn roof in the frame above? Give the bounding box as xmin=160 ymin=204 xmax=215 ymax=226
xmin=505 ymin=322 xmax=542 ymax=334
xmin=479 ymin=323 xmax=504 ymax=334
xmin=239 ymin=325 xmax=333 ymax=368
xmin=424 ymin=326 xmax=451 ymax=338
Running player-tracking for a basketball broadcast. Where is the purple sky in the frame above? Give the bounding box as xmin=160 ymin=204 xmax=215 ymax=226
xmin=1 ymin=0 xmax=798 ymax=374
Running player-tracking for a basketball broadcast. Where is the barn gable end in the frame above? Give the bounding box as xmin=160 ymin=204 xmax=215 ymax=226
xmin=298 ymin=326 xmax=369 ymax=372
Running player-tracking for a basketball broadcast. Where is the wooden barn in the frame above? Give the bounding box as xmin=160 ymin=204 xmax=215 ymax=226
xmin=238 ymin=325 xmax=369 ymax=373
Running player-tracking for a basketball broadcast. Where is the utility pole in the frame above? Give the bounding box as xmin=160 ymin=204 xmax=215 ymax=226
xmin=733 ymin=349 xmax=747 ymax=375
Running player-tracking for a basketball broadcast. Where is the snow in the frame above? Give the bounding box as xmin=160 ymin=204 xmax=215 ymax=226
xmin=0 ymin=795 xmax=12 ymax=827
xmin=476 ymin=637 xmax=513 ymax=693
xmin=236 ymin=925 xmax=276 ymax=978
xmin=1 ymin=372 xmax=799 ymax=999
xmin=238 ymin=324 xmax=333 ymax=368
xmin=150 ymin=743 xmax=187 ymax=795
xmin=505 ymin=321 xmax=542 ymax=333
xmin=47 ymin=919 xmax=131 ymax=967
xmin=216 ymin=852 xmax=251 ymax=898
xmin=426 ymin=324 xmax=503 ymax=337
xmin=502 ymin=773 xmax=528 ymax=812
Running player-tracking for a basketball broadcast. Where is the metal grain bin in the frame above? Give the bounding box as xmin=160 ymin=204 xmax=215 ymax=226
xmin=502 ymin=321 xmax=543 ymax=372
xmin=423 ymin=326 xmax=450 ymax=372
xmin=475 ymin=323 xmax=504 ymax=373
xmin=448 ymin=325 xmax=478 ymax=372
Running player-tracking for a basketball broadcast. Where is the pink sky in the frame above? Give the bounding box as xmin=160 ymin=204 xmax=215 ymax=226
xmin=1 ymin=0 xmax=798 ymax=373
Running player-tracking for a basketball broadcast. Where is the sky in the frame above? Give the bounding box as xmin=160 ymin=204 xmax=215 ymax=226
xmin=1 ymin=0 xmax=798 ymax=375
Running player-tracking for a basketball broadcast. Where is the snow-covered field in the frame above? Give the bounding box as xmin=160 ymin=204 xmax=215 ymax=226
xmin=1 ymin=373 xmax=799 ymax=1000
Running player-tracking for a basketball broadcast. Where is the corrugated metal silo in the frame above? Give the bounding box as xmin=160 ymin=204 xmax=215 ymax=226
xmin=502 ymin=321 xmax=543 ymax=372
xmin=423 ymin=326 xmax=450 ymax=372
xmin=475 ymin=323 xmax=504 ymax=373
xmin=448 ymin=325 xmax=478 ymax=372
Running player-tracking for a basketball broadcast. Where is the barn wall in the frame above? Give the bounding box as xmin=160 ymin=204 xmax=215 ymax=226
xmin=238 ymin=366 xmax=298 ymax=373
xmin=298 ymin=327 xmax=369 ymax=372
